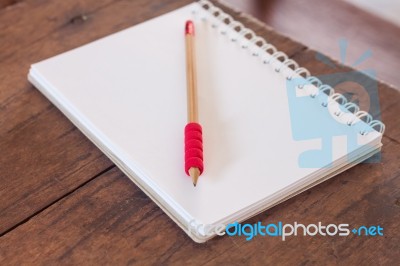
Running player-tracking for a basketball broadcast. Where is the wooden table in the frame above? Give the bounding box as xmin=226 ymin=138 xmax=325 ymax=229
xmin=1 ymin=0 xmax=399 ymax=264
xmin=224 ymin=0 xmax=400 ymax=89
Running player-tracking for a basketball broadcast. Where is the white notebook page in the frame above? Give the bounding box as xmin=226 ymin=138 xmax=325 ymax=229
xmin=30 ymin=3 xmax=381 ymax=227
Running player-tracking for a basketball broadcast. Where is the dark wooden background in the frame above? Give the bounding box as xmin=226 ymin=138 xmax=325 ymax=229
xmin=0 ymin=0 xmax=399 ymax=265
xmin=225 ymin=0 xmax=400 ymax=89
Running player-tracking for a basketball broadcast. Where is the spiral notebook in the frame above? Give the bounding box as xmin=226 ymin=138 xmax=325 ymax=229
xmin=28 ymin=1 xmax=384 ymax=242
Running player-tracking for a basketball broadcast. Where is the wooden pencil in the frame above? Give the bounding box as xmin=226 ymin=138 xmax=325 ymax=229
xmin=184 ymin=20 xmax=203 ymax=187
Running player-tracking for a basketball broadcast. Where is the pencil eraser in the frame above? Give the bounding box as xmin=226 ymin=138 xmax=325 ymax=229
xmin=185 ymin=20 xmax=195 ymax=35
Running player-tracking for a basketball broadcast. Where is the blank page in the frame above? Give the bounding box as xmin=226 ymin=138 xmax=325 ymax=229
xmin=30 ymin=3 xmax=381 ymax=228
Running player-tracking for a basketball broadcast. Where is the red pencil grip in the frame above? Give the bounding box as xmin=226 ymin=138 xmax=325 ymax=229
xmin=184 ymin=123 xmax=204 ymax=175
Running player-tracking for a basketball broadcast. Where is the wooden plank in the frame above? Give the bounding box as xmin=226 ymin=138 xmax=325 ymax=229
xmin=1 ymin=0 xmax=399 ymax=264
xmin=0 ymin=0 xmax=19 ymax=10
xmin=0 ymin=168 xmax=237 ymax=265
xmin=0 ymin=0 xmax=193 ymax=104
xmin=0 ymin=0 xmax=195 ymax=235
xmin=0 ymin=0 xmax=305 ymax=235
xmin=0 ymin=136 xmax=398 ymax=265
xmin=0 ymin=0 xmax=113 ymax=61
xmin=223 ymin=0 xmax=400 ymax=89
xmin=0 ymin=99 xmax=113 ymax=235
xmin=204 ymin=136 xmax=400 ymax=265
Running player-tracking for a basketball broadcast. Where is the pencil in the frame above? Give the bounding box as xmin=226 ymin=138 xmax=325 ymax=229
xmin=184 ymin=20 xmax=203 ymax=187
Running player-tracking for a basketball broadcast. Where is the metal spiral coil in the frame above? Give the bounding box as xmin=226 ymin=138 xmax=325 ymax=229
xmin=195 ymin=0 xmax=385 ymax=135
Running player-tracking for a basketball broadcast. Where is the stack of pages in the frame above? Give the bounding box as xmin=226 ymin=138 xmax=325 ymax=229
xmin=28 ymin=1 xmax=384 ymax=242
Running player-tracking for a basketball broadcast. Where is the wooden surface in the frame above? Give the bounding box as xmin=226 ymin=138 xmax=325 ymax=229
xmin=0 ymin=0 xmax=399 ymax=264
xmin=223 ymin=0 xmax=400 ymax=89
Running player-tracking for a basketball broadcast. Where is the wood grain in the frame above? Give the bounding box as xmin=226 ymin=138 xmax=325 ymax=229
xmin=0 ymin=141 xmax=398 ymax=265
xmin=0 ymin=0 xmax=193 ymax=235
xmin=223 ymin=0 xmax=400 ymax=89
xmin=0 ymin=0 xmax=19 ymax=9
xmin=0 ymin=0 xmax=399 ymax=264
xmin=0 ymin=0 xmax=306 ymax=236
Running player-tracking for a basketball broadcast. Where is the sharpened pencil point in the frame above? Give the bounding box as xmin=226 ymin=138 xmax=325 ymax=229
xmin=189 ymin=167 xmax=200 ymax=187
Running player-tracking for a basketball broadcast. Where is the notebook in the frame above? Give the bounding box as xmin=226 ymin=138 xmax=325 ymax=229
xmin=28 ymin=0 xmax=384 ymax=242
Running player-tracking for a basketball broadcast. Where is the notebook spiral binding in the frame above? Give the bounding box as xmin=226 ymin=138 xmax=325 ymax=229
xmin=193 ymin=0 xmax=385 ymax=136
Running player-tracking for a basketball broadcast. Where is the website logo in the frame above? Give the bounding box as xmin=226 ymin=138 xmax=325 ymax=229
xmin=286 ymin=39 xmax=382 ymax=168
xmin=188 ymin=220 xmax=384 ymax=241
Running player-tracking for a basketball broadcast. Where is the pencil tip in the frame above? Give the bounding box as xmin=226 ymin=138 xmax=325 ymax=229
xmin=189 ymin=167 xmax=200 ymax=187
